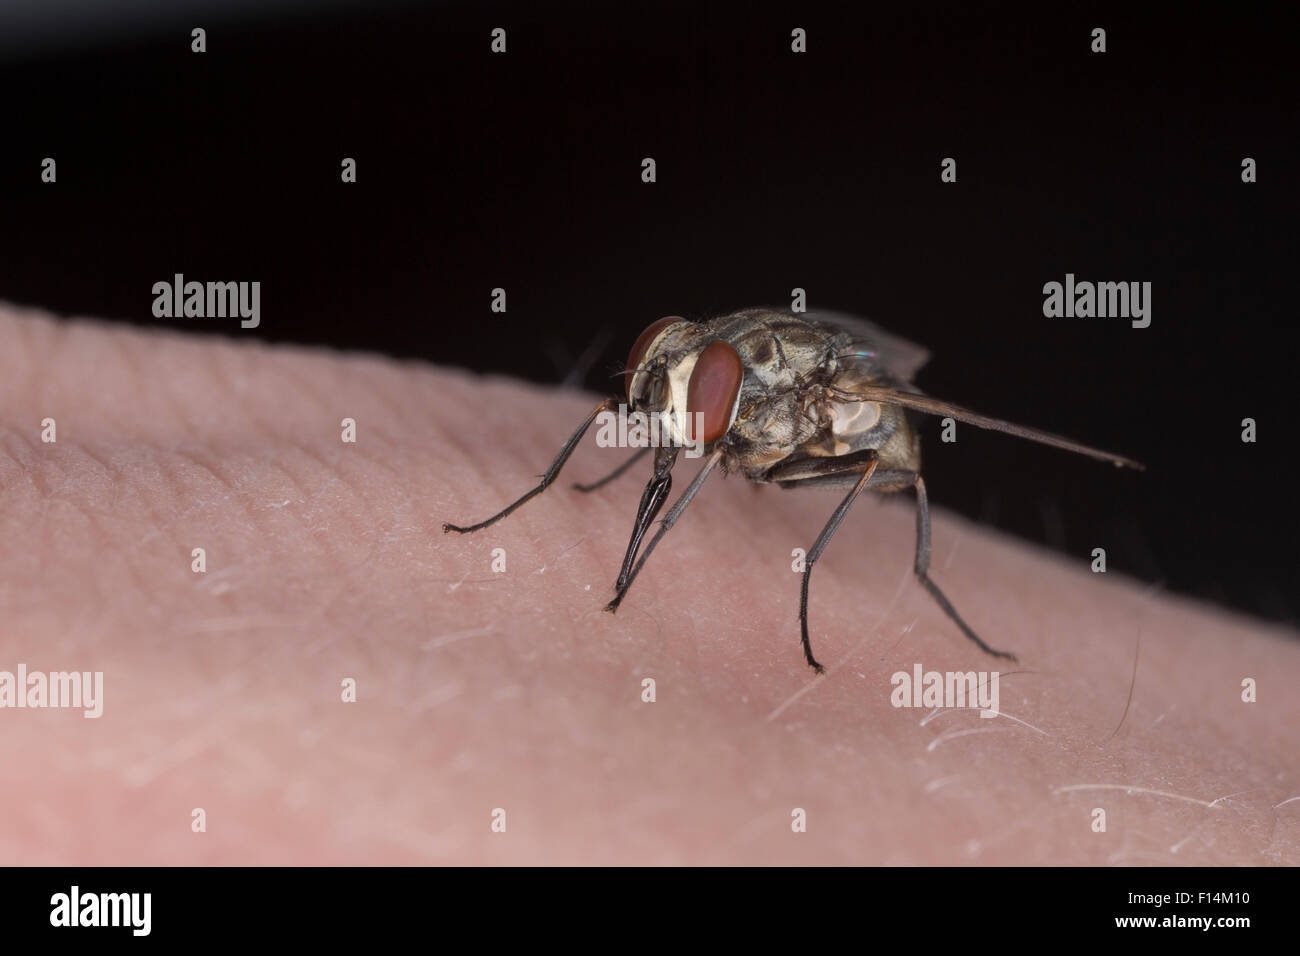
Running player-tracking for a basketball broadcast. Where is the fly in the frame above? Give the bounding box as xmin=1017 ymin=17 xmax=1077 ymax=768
xmin=443 ymin=307 xmax=1144 ymax=673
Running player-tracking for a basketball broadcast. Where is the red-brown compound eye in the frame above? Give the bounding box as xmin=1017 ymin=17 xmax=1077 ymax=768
xmin=686 ymin=340 xmax=743 ymax=443
xmin=625 ymin=316 xmax=683 ymax=401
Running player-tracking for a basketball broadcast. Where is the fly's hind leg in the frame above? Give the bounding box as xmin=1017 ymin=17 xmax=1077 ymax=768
xmin=912 ymin=474 xmax=1018 ymax=662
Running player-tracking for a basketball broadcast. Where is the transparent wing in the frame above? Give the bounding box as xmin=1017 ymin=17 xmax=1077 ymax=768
xmin=802 ymin=309 xmax=931 ymax=383
xmin=798 ymin=310 xmax=1142 ymax=470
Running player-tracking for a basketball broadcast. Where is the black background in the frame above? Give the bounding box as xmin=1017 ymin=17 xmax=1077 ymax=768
xmin=3 ymin=864 xmax=1279 ymax=942
xmin=1 ymin=1 xmax=1295 ymax=627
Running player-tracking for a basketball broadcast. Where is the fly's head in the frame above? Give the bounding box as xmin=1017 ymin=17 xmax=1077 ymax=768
xmin=624 ymin=316 xmax=746 ymax=451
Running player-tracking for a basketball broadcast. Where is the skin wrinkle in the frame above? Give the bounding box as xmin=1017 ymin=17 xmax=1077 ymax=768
xmin=1 ymin=425 xmax=53 ymax=498
xmin=9 ymin=309 xmax=50 ymax=412
xmin=426 ymin=374 xmax=512 ymax=503
xmin=329 ymin=442 xmax=398 ymax=508
xmin=113 ymin=320 xmax=192 ymax=437
xmin=225 ymin=378 xmax=286 ymax=447
xmin=269 ymin=452 xmax=326 ymax=526
xmin=441 ymin=387 xmax=580 ymax=542
xmin=84 ymin=496 xmax=159 ymax=614
xmin=273 ymin=346 xmax=335 ymax=415
xmin=70 ymin=440 xmax=117 ymax=484
xmin=179 ymin=450 xmax=325 ymax=588
xmin=149 ymin=445 xmax=228 ymax=550
xmin=0 ymin=305 xmax=1297 ymax=864
xmin=348 ymin=359 xmax=411 ymax=438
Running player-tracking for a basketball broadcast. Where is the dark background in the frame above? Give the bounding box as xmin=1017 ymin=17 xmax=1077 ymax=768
xmin=1 ymin=1 xmax=1295 ymax=626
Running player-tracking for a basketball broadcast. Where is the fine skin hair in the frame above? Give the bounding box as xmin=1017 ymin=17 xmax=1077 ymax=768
xmin=1 ymin=303 xmax=1297 ymax=864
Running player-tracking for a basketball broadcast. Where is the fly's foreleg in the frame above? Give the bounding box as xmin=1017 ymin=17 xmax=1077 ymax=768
xmin=443 ymin=397 xmax=617 ymax=534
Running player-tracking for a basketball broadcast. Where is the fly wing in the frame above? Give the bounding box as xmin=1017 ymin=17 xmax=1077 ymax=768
xmin=802 ymin=309 xmax=932 ymax=383
xmin=800 ymin=309 xmax=1143 ymax=469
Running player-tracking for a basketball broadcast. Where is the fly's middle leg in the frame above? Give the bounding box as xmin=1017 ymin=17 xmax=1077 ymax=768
xmin=573 ymin=446 xmax=651 ymax=493
xmin=797 ymin=453 xmax=879 ymax=673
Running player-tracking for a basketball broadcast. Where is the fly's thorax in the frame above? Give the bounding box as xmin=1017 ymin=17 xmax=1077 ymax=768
xmin=728 ymin=391 xmax=818 ymax=468
xmin=674 ymin=311 xmax=836 ymax=469
xmin=706 ymin=309 xmax=839 ymax=395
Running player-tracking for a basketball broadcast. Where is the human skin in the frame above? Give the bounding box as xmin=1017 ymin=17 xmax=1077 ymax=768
xmin=0 ymin=303 xmax=1296 ymax=865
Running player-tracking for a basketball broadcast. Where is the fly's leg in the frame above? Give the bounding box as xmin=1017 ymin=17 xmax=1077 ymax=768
xmin=573 ymin=446 xmax=651 ymax=493
xmin=797 ymin=454 xmax=879 ymax=673
xmin=767 ymin=453 xmax=1017 ymax=665
xmin=443 ymin=397 xmax=617 ymax=534
xmin=604 ymin=448 xmax=724 ymax=613
xmin=912 ymin=474 xmax=1018 ymax=662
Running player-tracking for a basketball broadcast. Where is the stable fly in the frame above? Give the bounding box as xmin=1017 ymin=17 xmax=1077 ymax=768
xmin=444 ymin=308 xmax=1143 ymax=672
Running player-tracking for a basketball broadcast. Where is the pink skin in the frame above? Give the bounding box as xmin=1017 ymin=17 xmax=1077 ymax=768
xmin=1 ymin=303 xmax=1297 ymax=865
